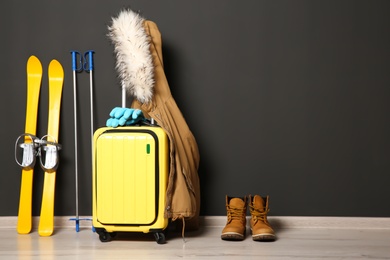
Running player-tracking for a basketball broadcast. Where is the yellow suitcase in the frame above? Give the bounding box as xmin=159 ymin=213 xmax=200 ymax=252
xmin=92 ymin=126 xmax=169 ymax=244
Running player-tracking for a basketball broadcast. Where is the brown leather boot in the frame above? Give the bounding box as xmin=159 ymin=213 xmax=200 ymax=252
xmin=249 ymin=195 xmax=276 ymax=241
xmin=221 ymin=196 xmax=247 ymax=241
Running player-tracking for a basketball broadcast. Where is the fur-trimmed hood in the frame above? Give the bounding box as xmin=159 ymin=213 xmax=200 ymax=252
xmin=108 ymin=9 xmax=154 ymax=104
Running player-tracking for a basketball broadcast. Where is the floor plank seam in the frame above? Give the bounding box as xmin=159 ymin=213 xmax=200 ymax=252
xmin=1 ymin=216 xmax=390 ymax=230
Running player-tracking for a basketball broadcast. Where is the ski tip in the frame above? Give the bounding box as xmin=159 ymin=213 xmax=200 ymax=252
xmin=27 ymin=55 xmax=43 ymax=74
xmin=48 ymin=59 xmax=64 ymax=78
xmin=28 ymin=55 xmax=40 ymax=63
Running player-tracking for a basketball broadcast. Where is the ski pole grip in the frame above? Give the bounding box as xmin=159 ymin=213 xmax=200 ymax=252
xmin=71 ymin=51 xmax=82 ymax=72
xmin=84 ymin=50 xmax=94 ymax=72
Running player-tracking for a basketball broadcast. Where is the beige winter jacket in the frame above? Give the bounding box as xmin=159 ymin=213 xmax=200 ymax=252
xmin=108 ymin=10 xmax=201 ymax=229
xmin=131 ymin=20 xmax=201 ymax=229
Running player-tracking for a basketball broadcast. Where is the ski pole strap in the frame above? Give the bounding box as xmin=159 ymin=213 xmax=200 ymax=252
xmin=15 ymin=133 xmax=40 ymax=169
xmin=38 ymin=135 xmax=62 ymax=172
xmin=71 ymin=51 xmax=83 ymax=72
xmin=83 ymin=50 xmax=94 ymax=72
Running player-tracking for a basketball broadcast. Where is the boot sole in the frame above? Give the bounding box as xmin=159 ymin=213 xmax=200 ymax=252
xmin=221 ymin=232 xmax=245 ymax=241
xmin=252 ymin=233 xmax=276 ymax=241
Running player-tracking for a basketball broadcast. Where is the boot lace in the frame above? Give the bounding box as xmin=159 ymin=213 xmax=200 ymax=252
xmin=249 ymin=205 xmax=270 ymax=223
xmin=227 ymin=206 xmax=245 ymax=222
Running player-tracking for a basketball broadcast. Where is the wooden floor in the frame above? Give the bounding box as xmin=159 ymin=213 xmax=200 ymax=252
xmin=1 ymin=217 xmax=390 ymax=259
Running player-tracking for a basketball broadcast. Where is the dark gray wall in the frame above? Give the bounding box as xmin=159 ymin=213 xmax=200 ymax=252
xmin=1 ymin=0 xmax=390 ymax=218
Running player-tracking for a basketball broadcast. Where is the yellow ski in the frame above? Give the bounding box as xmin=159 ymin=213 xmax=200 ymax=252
xmin=17 ymin=56 xmax=42 ymax=234
xmin=38 ymin=59 xmax=64 ymax=236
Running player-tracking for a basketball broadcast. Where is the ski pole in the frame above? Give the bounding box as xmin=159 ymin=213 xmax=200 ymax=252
xmin=84 ymin=51 xmax=94 ymax=151
xmin=70 ymin=51 xmax=82 ymax=232
xmin=84 ymin=51 xmax=95 ymax=233
xmin=69 ymin=50 xmax=94 ymax=232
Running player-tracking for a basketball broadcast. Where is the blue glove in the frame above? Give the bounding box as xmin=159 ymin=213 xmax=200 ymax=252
xmin=106 ymin=107 xmax=144 ymax=128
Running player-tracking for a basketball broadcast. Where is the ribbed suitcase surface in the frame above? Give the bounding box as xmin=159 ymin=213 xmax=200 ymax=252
xmin=93 ymin=127 xmax=168 ymax=231
xmin=96 ymin=131 xmax=157 ymax=224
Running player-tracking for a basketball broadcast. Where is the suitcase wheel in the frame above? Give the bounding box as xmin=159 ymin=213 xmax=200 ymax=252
xmin=97 ymin=229 xmax=116 ymax=242
xmin=154 ymin=232 xmax=166 ymax=244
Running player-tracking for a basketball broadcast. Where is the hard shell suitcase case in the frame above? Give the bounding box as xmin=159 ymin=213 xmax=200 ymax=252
xmin=92 ymin=126 xmax=169 ymax=244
